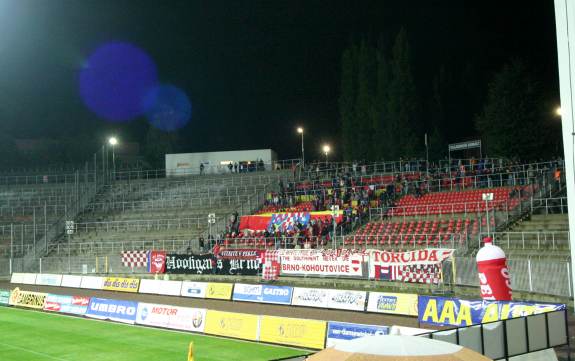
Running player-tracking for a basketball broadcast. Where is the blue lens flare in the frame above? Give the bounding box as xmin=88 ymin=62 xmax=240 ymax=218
xmin=143 ymin=84 xmax=192 ymax=131
xmin=79 ymin=42 xmax=158 ymax=122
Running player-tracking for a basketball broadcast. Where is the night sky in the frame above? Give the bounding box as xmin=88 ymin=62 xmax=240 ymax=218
xmin=0 ymin=0 xmax=559 ymax=161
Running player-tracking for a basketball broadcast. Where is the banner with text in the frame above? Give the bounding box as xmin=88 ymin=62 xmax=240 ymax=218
xmin=204 ymin=310 xmax=260 ymax=341
xmin=279 ymin=249 xmax=364 ymax=277
xmin=259 ymin=315 xmax=327 ymax=349
xmin=9 ymin=288 xmax=47 ymax=309
xmin=366 ymin=292 xmax=419 ymax=316
xmin=102 ymin=277 xmax=140 ymax=293
xmin=369 ymin=249 xmax=454 ymax=284
xmin=165 ymin=254 xmax=260 ymax=275
xmin=418 ymin=296 xmax=566 ymax=327
xmin=86 ymin=297 xmax=138 ymax=324
xmin=232 ymin=284 xmax=293 ymax=305
xmin=326 ymin=321 xmax=389 ymax=347
xmin=44 ymin=294 xmax=90 ymax=315
xmin=136 ymin=302 xmax=206 ymax=332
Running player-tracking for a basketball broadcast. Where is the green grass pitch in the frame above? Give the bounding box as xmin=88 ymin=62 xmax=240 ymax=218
xmin=0 ymin=307 xmax=309 ymax=361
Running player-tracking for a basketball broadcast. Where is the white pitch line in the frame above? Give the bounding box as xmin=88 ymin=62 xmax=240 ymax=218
xmin=0 ymin=341 xmax=70 ymax=361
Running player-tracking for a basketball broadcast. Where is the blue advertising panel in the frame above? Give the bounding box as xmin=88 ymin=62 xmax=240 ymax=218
xmin=232 ymin=284 xmax=292 ymax=305
xmin=261 ymin=285 xmax=292 ymax=305
xmin=418 ymin=296 xmax=566 ymax=327
xmin=86 ymin=297 xmax=138 ymax=324
xmin=326 ymin=321 xmax=389 ymax=347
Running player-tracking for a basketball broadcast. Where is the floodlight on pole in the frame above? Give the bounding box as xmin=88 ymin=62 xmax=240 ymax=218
xmin=322 ymin=144 xmax=330 ymax=165
xmin=107 ymin=137 xmax=118 ymax=180
xmin=296 ymin=127 xmax=305 ymax=167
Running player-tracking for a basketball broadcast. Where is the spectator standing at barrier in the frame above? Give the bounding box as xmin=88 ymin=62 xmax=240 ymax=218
xmin=199 ymin=237 xmax=205 ymax=252
xmin=228 ymin=162 xmax=233 ymax=173
xmin=200 ymin=163 xmax=204 ymax=175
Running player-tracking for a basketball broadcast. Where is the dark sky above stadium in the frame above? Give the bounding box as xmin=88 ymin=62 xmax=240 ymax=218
xmin=0 ymin=0 xmax=559 ymax=160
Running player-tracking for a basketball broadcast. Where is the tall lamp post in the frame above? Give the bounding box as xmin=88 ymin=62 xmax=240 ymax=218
xmin=322 ymin=144 xmax=330 ymax=166
xmin=297 ymin=127 xmax=305 ymax=168
xmin=108 ymin=137 xmax=118 ymax=181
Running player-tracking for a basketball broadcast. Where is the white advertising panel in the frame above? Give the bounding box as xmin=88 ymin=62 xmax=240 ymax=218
xmin=136 ymin=302 xmax=206 ymax=332
xmin=35 ymin=274 xmax=63 ymax=287
xmin=326 ymin=289 xmax=367 ymax=311
xmin=61 ymin=275 xmax=82 ymax=288
xmin=180 ymin=281 xmax=208 ymax=298
xmin=10 ymin=273 xmax=24 ymax=284
xmin=80 ymin=276 xmax=104 ymax=290
xmin=291 ymin=287 xmax=329 ymax=308
xmin=21 ymin=273 xmax=38 ymax=285
xmin=157 ymin=280 xmax=182 ymax=296
xmin=138 ymin=279 xmax=161 ymax=294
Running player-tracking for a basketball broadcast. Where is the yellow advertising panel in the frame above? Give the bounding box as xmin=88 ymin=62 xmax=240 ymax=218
xmin=102 ymin=277 xmax=140 ymax=293
xmin=260 ymin=315 xmax=327 ymax=349
xmin=366 ymin=292 xmax=419 ymax=316
xmin=9 ymin=287 xmax=47 ymax=309
xmin=205 ymin=283 xmax=233 ymax=300
xmin=204 ymin=310 xmax=259 ymax=341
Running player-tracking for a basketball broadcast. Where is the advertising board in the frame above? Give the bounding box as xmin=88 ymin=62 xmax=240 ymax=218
xmin=80 ymin=276 xmax=104 ymax=290
xmin=138 ymin=279 xmax=181 ymax=296
xmin=136 ymin=302 xmax=206 ymax=332
xmin=418 ymin=296 xmax=566 ymax=327
xmin=102 ymin=277 xmax=140 ymax=293
xmin=205 ymin=283 xmax=233 ymax=300
xmin=326 ymin=321 xmax=389 ymax=347
xmin=43 ymin=294 xmax=90 ymax=315
xmin=180 ymin=281 xmax=208 ymax=298
xmin=0 ymin=289 xmax=11 ymax=305
xmin=326 ymin=289 xmax=366 ymax=311
xmin=291 ymin=288 xmax=329 ymax=308
xmin=204 ymin=310 xmax=259 ymax=341
xmin=86 ymin=297 xmax=138 ymax=324
xmin=232 ymin=284 xmax=292 ymax=305
xmin=259 ymin=315 xmax=327 ymax=349
xmin=8 ymin=287 xmax=47 ymax=309
xmin=366 ymin=292 xmax=419 ymax=316
xmin=61 ymin=275 xmax=82 ymax=288
xmin=10 ymin=273 xmax=24 ymax=284
xmin=35 ymin=274 xmax=63 ymax=287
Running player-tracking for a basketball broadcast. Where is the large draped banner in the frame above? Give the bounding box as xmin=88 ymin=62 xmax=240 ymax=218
xmin=279 ymin=249 xmax=365 ymax=277
xmin=369 ymin=249 xmax=454 ymax=284
xmin=239 ymin=210 xmax=343 ymax=232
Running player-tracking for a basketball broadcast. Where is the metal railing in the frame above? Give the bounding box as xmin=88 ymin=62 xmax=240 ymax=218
xmin=72 ymin=217 xmax=213 ymax=233
xmin=531 ymin=197 xmax=568 ymax=214
xmin=83 ymin=194 xmax=258 ymax=213
xmin=479 ymin=231 xmax=570 ymax=251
